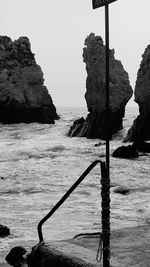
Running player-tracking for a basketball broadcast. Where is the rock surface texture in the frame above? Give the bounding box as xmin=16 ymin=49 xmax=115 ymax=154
xmin=125 ymin=45 xmax=150 ymax=141
xmin=68 ymin=33 xmax=132 ymax=139
xmin=0 ymin=36 xmax=58 ymax=124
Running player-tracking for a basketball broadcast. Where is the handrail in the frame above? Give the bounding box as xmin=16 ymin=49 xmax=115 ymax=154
xmin=37 ymin=159 xmax=105 ymax=243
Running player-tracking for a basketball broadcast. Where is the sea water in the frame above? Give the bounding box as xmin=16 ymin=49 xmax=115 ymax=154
xmin=0 ymin=104 xmax=150 ymax=264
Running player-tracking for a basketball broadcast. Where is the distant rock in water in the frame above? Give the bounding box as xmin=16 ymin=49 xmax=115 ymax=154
xmin=113 ymin=186 xmax=130 ymax=195
xmin=68 ymin=33 xmax=132 ymax=139
xmin=0 ymin=36 xmax=58 ymax=124
xmin=0 ymin=224 xmax=10 ymax=237
xmin=125 ymin=45 xmax=150 ymax=141
xmin=112 ymin=145 xmax=139 ymax=159
xmin=132 ymin=140 xmax=150 ymax=153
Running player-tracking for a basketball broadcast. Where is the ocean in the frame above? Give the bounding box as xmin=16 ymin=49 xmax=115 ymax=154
xmin=0 ymin=104 xmax=150 ymax=265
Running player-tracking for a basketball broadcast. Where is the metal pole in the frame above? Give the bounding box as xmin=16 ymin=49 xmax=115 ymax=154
xmin=105 ymin=3 xmax=110 ymax=177
xmin=101 ymin=3 xmax=111 ymax=267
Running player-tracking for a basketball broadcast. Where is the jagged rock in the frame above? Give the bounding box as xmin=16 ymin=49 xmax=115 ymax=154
xmin=125 ymin=45 xmax=150 ymax=141
xmin=68 ymin=33 xmax=132 ymax=139
xmin=68 ymin=117 xmax=87 ymax=137
xmin=0 ymin=36 xmax=58 ymax=124
xmin=112 ymin=145 xmax=139 ymax=158
xmin=0 ymin=224 xmax=10 ymax=237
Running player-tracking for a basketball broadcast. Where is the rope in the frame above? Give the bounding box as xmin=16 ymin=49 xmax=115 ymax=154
xmin=96 ymin=233 xmax=103 ymax=262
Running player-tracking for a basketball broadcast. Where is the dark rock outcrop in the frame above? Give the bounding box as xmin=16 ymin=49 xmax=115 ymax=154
xmin=125 ymin=45 xmax=150 ymax=141
xmin=0 ymin=36 xmax=58 ymax=124
xmin=132 ymin=140 xmax=150 ymax=153
xmin=68 ymin=117 xmax=87 ymax=137
xmin=112 ymin=145 xmax=139 ymax=158
xmin=0 ymin=224 xmax=10 ymax=237
xmin=5 ymin=246 xmax=27 ymax=266
xmin=68 ymin=33 xmax=132 ymax=139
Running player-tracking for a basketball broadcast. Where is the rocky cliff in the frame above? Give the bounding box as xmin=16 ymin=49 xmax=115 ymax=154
xmin=0 ymin=36 xmax=58 ymax=124
xmin=125 ymin=45 xmax=150 ymax=141
xmin=68 ymin=33 xmax=132 ymax=139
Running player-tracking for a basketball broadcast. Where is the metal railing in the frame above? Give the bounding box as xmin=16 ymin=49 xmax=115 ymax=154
xmin=38 ymin=160 xmax=105 ymax=242
xmin=37 ymin=159 xmax=110 ymax=266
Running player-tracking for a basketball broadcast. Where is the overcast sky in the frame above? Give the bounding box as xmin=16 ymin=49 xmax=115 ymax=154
xmin=0 ymin=0 xmax=150 ymax=107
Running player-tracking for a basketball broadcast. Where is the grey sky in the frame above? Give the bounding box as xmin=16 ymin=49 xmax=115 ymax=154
xmin=0 ymin=0 xmax=150 ymax=107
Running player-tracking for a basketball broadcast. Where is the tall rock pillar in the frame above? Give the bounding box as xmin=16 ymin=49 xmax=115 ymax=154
xmin=68 ymin=33 xmax=133 ymax=139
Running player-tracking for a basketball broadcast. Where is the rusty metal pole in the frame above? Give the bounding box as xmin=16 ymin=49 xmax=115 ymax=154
xmin=92 ymin=1 xmax=118 ymax=266
xmin=101 ymin=4 xmax=111 ymax=267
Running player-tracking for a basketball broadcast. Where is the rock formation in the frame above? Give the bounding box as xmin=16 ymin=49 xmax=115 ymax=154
xmin=0 ymin=224 xmax=10 ymax=237
xmin=132 ymin=140 xmax=150 ymax=153
xmin=0 ymin=36 xmax=58 ymax=124
xmin=5 ymin=246 xmax=27 ymax=266
xmin=125 ymin=45 xmax=150 ymax=141
xmin=112 ymin=145 xmax=139 ymax=159
xmin=68 ymin=33 xmax=132 ymax=139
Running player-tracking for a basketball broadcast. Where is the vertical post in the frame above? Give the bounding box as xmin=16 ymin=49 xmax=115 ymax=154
xmin=105 ymin=2 xmax=110 ymax=180
xmin=101 ymin=3 xmax=111 ymax=267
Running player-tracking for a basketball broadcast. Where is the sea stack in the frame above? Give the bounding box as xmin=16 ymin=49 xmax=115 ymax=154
xmin=68 ymin=33 xmax=132 ymax=139
xmin=125 ymin=45 xmax=150 ymax=141
xmin=0 ymin=36 xmax=58 ymax=124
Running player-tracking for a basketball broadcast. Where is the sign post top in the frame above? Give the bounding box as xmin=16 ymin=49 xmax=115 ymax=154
xmin=92 ymin=0 xmax=117 ymax=9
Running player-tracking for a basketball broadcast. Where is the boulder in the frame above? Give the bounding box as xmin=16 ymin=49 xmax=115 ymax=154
xmin=132 ymin=140 xmax=150 ymax=153
xmin=5 ymin=246 xmax=27 ymax=266
xmin=0 ymin=36 xmax=58 ymax=124
xmin=112 ymin=145 xmax=139 ymax=159
xmin=125 ymin=45 xmax=150 ymax=141
xmin=0 ymin=224 xmax=10 ymax=237
xmin=68 ymin=33 xmax=132 ymax=139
